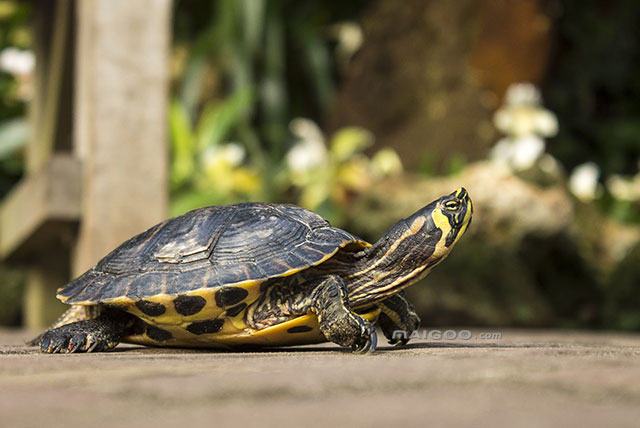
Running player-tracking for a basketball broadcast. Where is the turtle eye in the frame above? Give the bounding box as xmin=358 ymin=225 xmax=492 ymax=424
xmin=444 ymin=200 xmax=459 ymax=211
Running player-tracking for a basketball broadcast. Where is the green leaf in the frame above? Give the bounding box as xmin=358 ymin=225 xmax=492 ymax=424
xmin=239 ymin=0 xmax=265 ymax=56
xmin=329 ymin=127 xmax=373 ymax=162
xmin=168 ymin=99 xmax=195 ymax=188
xmin=195 ymin=88 xmax=255 ymax=152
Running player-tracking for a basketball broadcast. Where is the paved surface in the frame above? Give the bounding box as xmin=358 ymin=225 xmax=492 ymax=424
xmin=1 ymin=328 xmax=640 ymax=428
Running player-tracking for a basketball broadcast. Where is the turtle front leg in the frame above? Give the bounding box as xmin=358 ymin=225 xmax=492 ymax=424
xmin=39 ymin=310 xmax=136 ymax=353
xmin=378 ymin=291 xmax=421 ymax=346
xmin=250 ymin=275 xmax=377 ymax=353
xmin=307 ymin=276 xmax=377 ymax=354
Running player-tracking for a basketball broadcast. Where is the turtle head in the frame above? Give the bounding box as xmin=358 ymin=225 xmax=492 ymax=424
xmin=427 ymin=186 xmax=473 ymax=252
xmin=397 ymin=186 xmax=472 ymax=263
xmin=393 ymin=187 xmax=473 ymax=260
xmin=348 ymin=188 xmax=472 ymax=306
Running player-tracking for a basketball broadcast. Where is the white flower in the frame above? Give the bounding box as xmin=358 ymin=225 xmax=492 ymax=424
xmin=607 ymin=174 xmax=640 ymax=202
xmin=490 ymin=135 xmax=545 ymax=171
xmin=534 ymin=110 xmax=558 ymax=137
xmin=289 ymin=118 xmax=324 ymax=146
xmin=493 ymin=82 xmax=558 ymax=138
xmin=569 ymin=162 xmax=600 ymax=201
xmin=504 ymin=83 xmax=542 ymax=106
xmin=286 ymin=118 xmax=328 ymax=173
xmin=202 ymin=143 xmax=245 ymax=168
xmin=511 ymin=135 xmax=545 ymax=170
xmin=489 ymin=138 xmax=513 ymax=166
xmin=329 ymin=22 xmax=364 ymax=63
xmin=491 ymin=82 xmax=559 ymax=173
xmin=0 ymin=47 xmax=35 ymax=76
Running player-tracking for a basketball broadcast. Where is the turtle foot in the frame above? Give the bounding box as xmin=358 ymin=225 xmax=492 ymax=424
xmin=38 ymin=314 xmax=132 ymax=354
xmin=41 ymin=328 xmax=107 ymax=353
xmin=321 ymin=310 xmax=377 ymax=354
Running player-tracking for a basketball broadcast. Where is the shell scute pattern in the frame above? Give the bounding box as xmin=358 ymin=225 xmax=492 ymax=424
xmin=57 ymin=203 xmax=365 ymax=306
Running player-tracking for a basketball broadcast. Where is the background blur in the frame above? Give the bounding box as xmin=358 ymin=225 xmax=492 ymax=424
xmin=1 ymin=0 xmax=640 ymax=332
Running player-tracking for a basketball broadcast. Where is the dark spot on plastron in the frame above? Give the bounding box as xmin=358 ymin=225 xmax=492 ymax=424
xmin=215 ymin=287 xmax=249 ymax=307
xmin=287 ymin=325 xmax=313 ymax=334
xmin=146 ymin=325 xmax=173 ymax=341
xmin=186 ymin=319 xmax=225 ymax=335
xmin=225 ymin=303 xmax=247 ymax=318
xmin=173 ymin=295 xmax=207 ymax=316
xmin=135 ymin=300 xmax=166 ymax=317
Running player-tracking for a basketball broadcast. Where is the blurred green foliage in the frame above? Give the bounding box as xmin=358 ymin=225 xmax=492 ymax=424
xmin=169 ymin=0 xmax=378 ymax=218
xmin=283 ymin=120 xmax=402 ymax=224
xmin=0 ymin=1 xmax=30 ymax=327
xmin=0 ymin=0 xmax=30 ymax=196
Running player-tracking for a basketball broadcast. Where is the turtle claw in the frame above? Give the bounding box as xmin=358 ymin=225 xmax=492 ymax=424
xmin=85 ymin=335 xmax=101 ymax=353
xmin=67 ymin=333 xmax=88 ymax=353
xmin=387 ymin=335 xmax=409 ymax=347
xmin=41 ymin=330 xmax=73 ymax=354
xmin=352 ymin=326 xmax=377 ymax=354
xmin=40 ymin=336 xmax=52 ymax=353
xmin=53 ymin=342 xmax=67 ymax=354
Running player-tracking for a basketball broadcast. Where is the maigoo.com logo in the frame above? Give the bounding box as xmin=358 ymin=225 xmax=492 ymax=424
xmin=392 ymin=329 xmax=503 ymax=341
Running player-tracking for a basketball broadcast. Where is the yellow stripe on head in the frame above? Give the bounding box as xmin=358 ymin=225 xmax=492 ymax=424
xmin=431 ymin=208 xmax=452 ymax=238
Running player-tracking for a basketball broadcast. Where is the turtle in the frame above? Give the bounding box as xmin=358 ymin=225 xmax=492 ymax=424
xmin=33 ymin=187 xmax=472 ymax=354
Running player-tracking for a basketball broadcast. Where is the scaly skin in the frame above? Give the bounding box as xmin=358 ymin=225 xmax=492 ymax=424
xmin=377 ymin=291 xmax=421 ymax=345
xmin=309 ymin=276 xmax=377 ymax=353
xmin=249 ymin=275 xmax=377 ymax=353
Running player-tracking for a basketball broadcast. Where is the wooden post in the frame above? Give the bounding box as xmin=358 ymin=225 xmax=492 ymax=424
xmin=27 ymin=0 xmax=74 ymax=173
xmin=0 ymin=0 xmax=171 ymax=329
xmin=21 ymin=0 xmax=75 ymax=329
xmin=73 ymin=0 xmax=171 ymax=275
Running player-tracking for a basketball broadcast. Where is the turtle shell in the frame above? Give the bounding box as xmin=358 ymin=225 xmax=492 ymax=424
xmin=58 ymin=203 xmax=368 ymax=305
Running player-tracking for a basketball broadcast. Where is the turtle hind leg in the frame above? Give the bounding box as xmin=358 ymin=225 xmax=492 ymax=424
xmin=308 ymin=275 xmax=377 ymax=354
xmin=39 ymin=310 xmax=137 ymax=354
xmin=377 ymin=291 xmax=421 ymax=346
xmin=27 ymin=305 xmax=101 ymax=346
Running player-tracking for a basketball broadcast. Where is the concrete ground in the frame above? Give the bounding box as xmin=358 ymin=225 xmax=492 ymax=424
xmin=1 ymin=328 xmax=639 ymax=428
